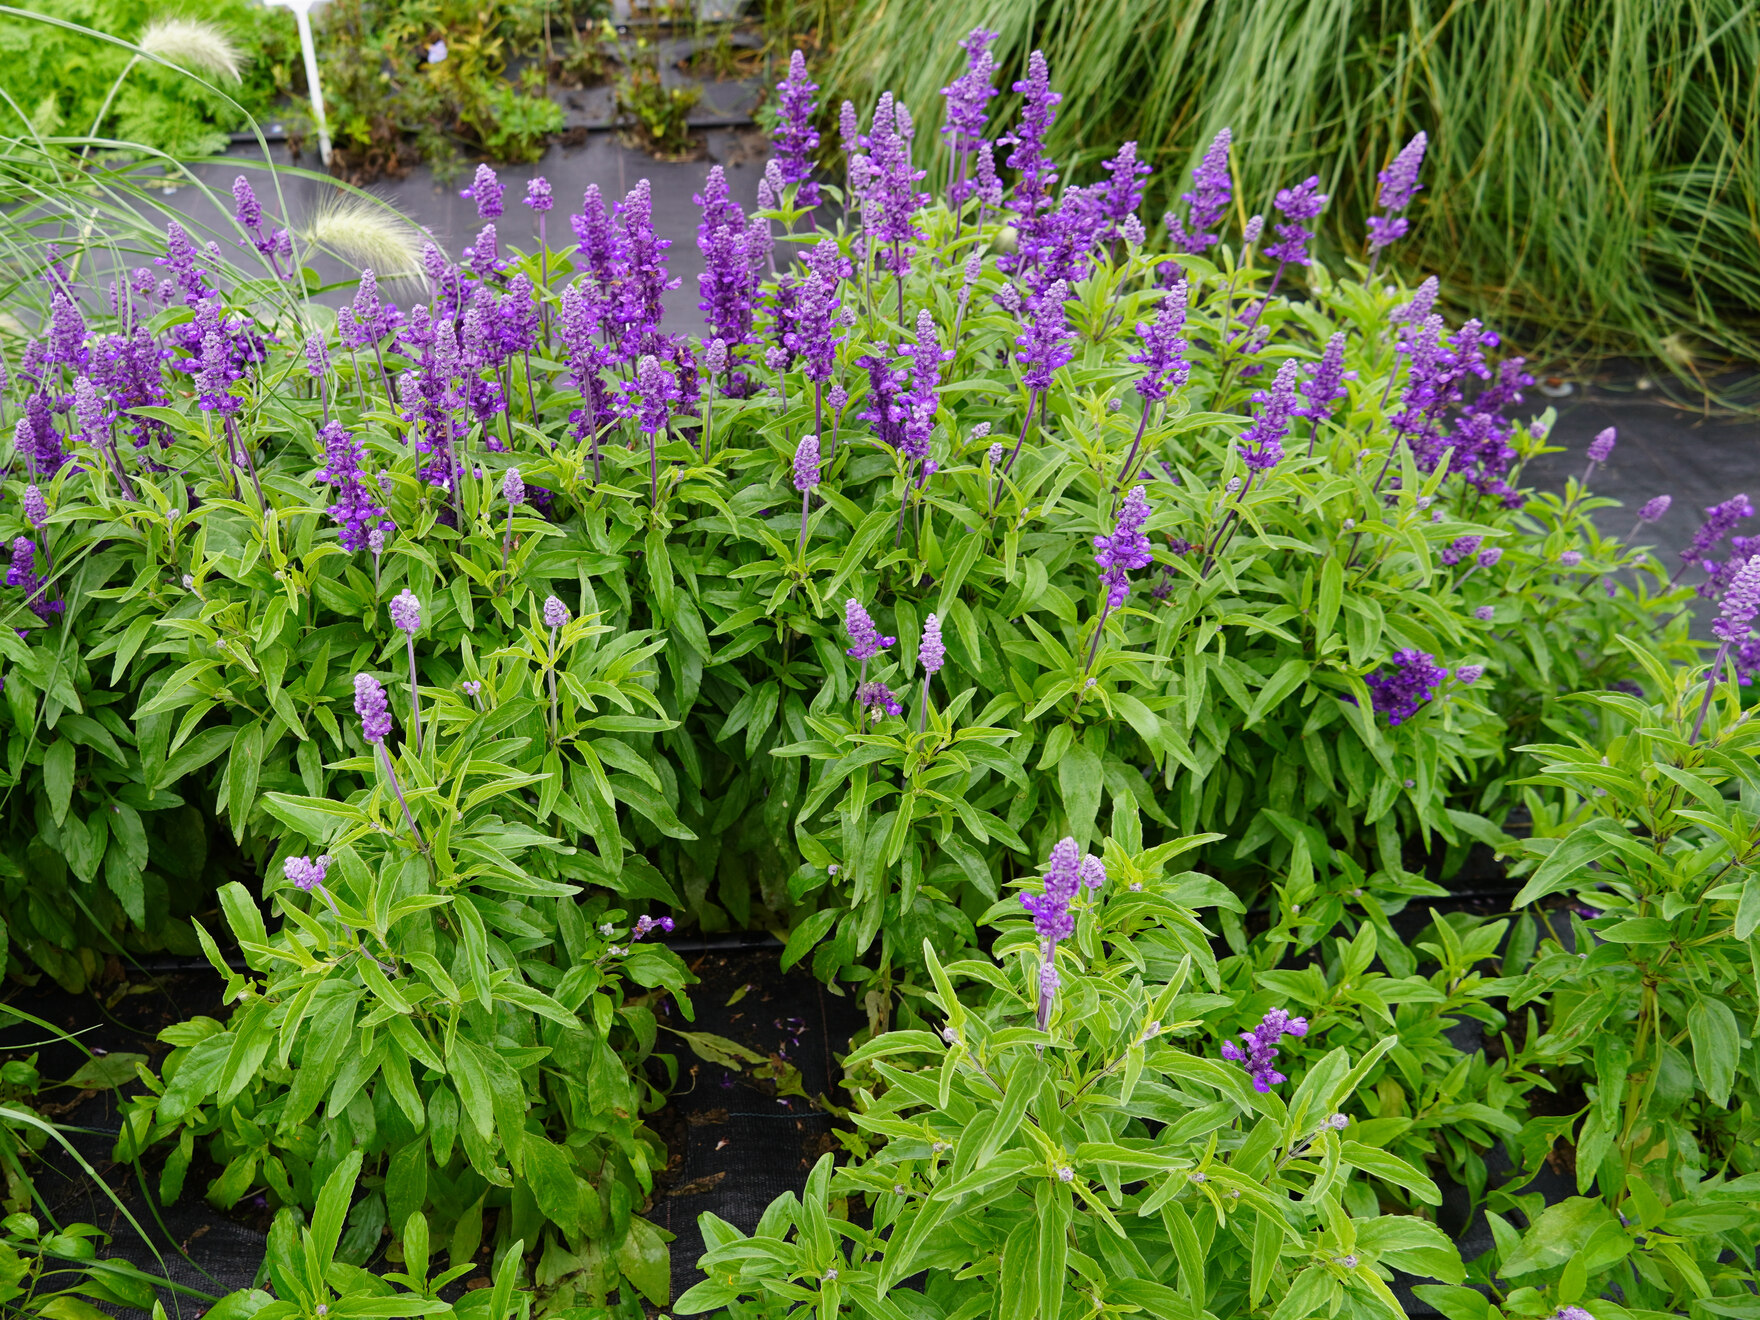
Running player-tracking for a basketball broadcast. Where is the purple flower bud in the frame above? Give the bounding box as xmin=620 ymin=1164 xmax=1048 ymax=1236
xmin=705 ymin=338 xmax=728 ymax=374
xmin=844 ymin=599 xmax=895 ymax=661
xmin=1079 ymin=854 xmax=1106 ymax=891
xmin=1587 ymin=427 xmax=1616 ymax=464
xmin=523 ymin=177 xmax=553 ymax=213
xmin=857 ymin=680 xmax=904 ymax=718
xmin=389 ymin=589 xmax=421 ymax=634
xmin=367 ymin=528 xmax=386 ymax=555
xmin=283 ymin=854 xmax=331 ymax=891
xmin=1477 ymin=547 xmax=1503 ymax=568
xmin=1242 ymin=215 xmax=1263 ymax=245
xmin=463 ymin=164 xmax=504 ymax=219
xmin=544 ymin=596 xmax=570 ymax=628
xmin=463 ymin=680 xmax=482 ymax=697
xmin=793 ymin=433 xmax=821 ymax=492
xmin=1474 ymin=605 xmax=1495 ymax=621
xmin=22 ymin=485 xmax=46 ymax=529
xmin=1638 ymin=494 xmax=1671 ymax=523
xmin=920 ymin=613 xmax=945 ymax=675
xmin=1456 ymin=664 xmax=1485 ymax=684
xmin=1560 ymin=550 xmax=1583 ymax=567
xmin=355 ymin=673 xmax=392 ymax=743
xmin=1365 ymin=650 xmax=1449 ymax=725
xmin=986 ymin=441 xmax=1003 ymax=466
xmin=503 ymin=467 xmax=525 ymax=505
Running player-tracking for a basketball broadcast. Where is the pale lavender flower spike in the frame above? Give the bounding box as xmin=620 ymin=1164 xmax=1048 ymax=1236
xmin=544 ymin=596 xmax=570 ymax=628
xmin=844 ymin=599 xmax=895 ymax=662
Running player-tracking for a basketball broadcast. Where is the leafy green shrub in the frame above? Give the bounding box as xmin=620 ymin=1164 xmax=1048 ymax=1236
xmin=111 ymin=636 xmax=689 ymax=1306
xmin=0 ymin=23 xmax=1748 ymax=1312
xmin=681 ymin=824 xmax=1465 ymax=1319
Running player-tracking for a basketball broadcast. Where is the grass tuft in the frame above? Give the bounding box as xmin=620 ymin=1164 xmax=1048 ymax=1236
xmin=822 ymin=0 xmax=1760 ymax=388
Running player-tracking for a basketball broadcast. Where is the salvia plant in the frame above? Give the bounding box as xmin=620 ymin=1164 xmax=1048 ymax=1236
xmin=0 ymin=19 xmax=1755 ymax=1315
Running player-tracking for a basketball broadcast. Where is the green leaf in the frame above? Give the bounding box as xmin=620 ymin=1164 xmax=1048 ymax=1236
xmin=1688 ymin=997 xmax=1740 ymax=1106
xmin=1736 ymin=870 xmax=1760 ymax=941
xmin=1058 ymin=742 xmax=1103 ymax=849
xmin=616 ymin=1216 xmax=671 ymax=1307
xmin=1497 ymin=1197 xmax=1619 ymax=1277
xmin=781 ymin=908 xmax=839 ymax=971
xmin=226 ymin=721 xmax=264 ymax=844
xmin=63 ymin=1053 xmax=149 ymax=1090
xmin=1338 ymin=1142 xmax=1441 ymax=1205
xmin=44 ymin=738 xmax=75 ymax=826
xmin=1513 ymin=826 xmax=1619 ymax=907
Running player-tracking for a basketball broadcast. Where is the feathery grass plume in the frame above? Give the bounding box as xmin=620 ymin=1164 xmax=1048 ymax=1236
xmin=301 ymin=198 xmax=428 ymax=287
xmin=137 ymin=18 xmax=245 ymax=84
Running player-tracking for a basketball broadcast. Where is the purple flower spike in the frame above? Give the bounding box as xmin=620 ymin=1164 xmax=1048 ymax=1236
xmin=355 ymin=674 xmax=392 ymax=744
xmin=1016 ymin=280 xmax=1074 ymax=392
xmin=1298 ymin=332 xmax=1354 ymax=422
xmin=1684 ymin=495 xmax=1753 ymax=568
xmin=1378 ymin=132 xmax=1429 ymax=212
xmin=284 ymin=854 xmax=331 ymax=891
xmin=1079 ymin=854 xmax=1106 ymax=892
xmin=1094 ymin=485 xmax=1154 ymax=608
xmin=1638 ymin=494 xmax=1671 ymax=523
xmin=1440 ymin=535 xmax=1483 ymax=566
xmin=773 ymin=51 xmax=822 ymax=208
xmin=1096 ymin=141 xmax=1151 ymax=240
xmin=1367 ymin=132 xmax=1427 ymax=253
xmin=523 ymin=177 xmax=553 ymax=213
xmin=920 ymin=613 xmax=945 ymax=675
xmin=544 ymin=596 xmax=570 ymax=628
xmin=319 ymin=421 xmax=392 ymax=553
xmin=1456 ymin=664 xmax=1485 ymax=685
xmin=463 ymin=164 xmax=504 ymax=219
xmin=857 ymin=680 xmax=903 ymax=718
xmin=1474 ymin=605 xmax=1495 ymax=621
xmin=1165 ymin=127 xmax=1232 ymax=255
xmin=1587 ymin=427 xmax=1617 ymax=465
xmin=1130 ymin=279 xmax=1190 ymax=403
xmin=1021 ymin=838 xmax=1081 ymax=942
xmin=793 ymin=433 xmax=821 ymax=492
xmin=941 ymin=28 xmax=999 ymax=205
xmin=1002 ymin=51 xmax=1061 ymax=226
xmin=503 ymin=467 xmax=526 ymax=505
xmin=1365 ymin=650 xmax=1449 ymax=726
xmin=390 ymin=589 xmax=421 ymax=634
xmin=1477 ymin=547 xmax=1503 ymax=568
xmin=22 ymin=485 xmax=46 ymax=529
xmin=1713 ymin=556 xmax=1760 ymax=643
xmin=1220 ymin=1008 xmax=1309 ymax=1092
xmin=1264 ymin=176 xmax=1328 ymax=267
xmin=844 ymin=599 xmax=895 ymax=662
xmin=1237 ymin=360 xmax=1300 ymax=471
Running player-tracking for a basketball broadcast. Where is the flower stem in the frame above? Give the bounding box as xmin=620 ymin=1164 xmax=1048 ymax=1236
xmin=377 ymin=742 xmax=426 ymax=851
xmin=799 ymin=489 xmax=810 ymax=556
xmin=1084 ymin=597 xmax=1114 ymax=673
xmin=405 ymin=634 xmax=424 ymax=756
xmin=1691 ymin=641 xmax=1731 ymax=744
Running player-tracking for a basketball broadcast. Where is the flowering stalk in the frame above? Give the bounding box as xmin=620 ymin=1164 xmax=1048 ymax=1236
xmin=544 ymin=596 xmax=569 ymax=744
xmin=793 ymin=433 xmax=821 ymax=556
xmin=1693 ymin=558 xmax=1760 ymax=743
xmin=357 ymin=674 xmax=425 ymax=851
xmin=1087 ymin=486 xmax=1153 ymax=671
xmin=501 ymin=466 xmax=524 ymax=587
xmin=918 ymin=612 xmax=944 ymax=731
xmin=390 ymin=590 xmax=424 ymax=756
